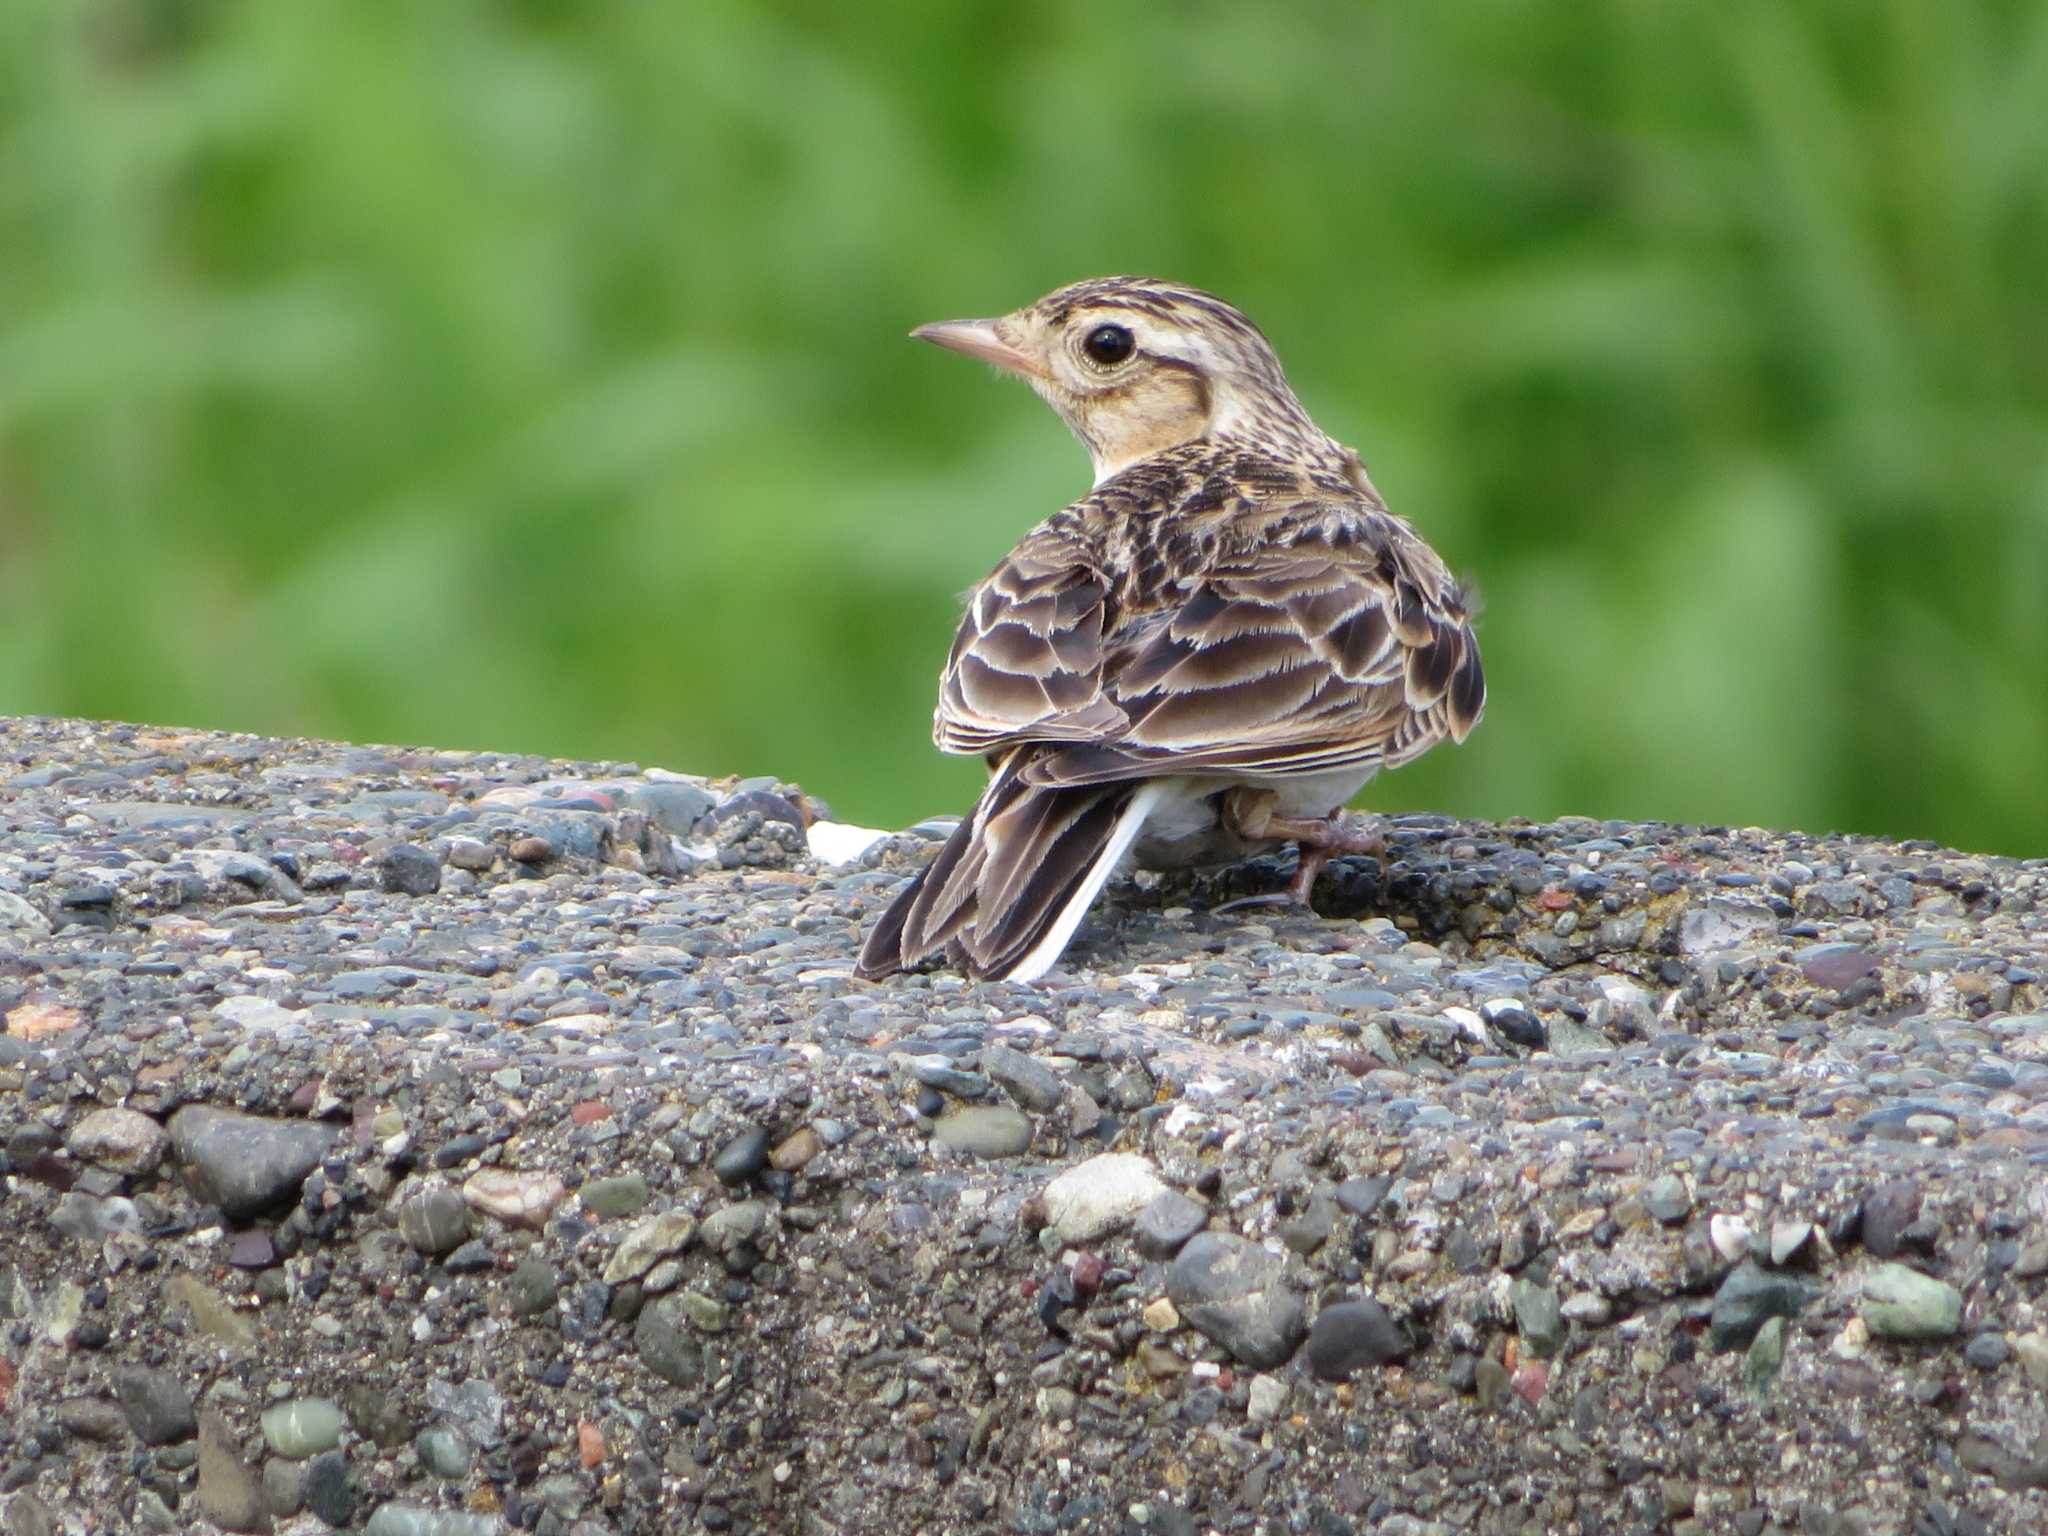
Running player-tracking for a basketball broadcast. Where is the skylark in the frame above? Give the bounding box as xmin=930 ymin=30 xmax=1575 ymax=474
xmin=857 ymin=277 xmax=1484 ymax=984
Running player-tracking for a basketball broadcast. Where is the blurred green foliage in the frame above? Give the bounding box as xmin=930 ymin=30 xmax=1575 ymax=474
xmin=3 ymin=1 xmax=2044 ymax=854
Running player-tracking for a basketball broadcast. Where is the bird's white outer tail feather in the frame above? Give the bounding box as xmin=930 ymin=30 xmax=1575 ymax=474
xmin=1004 ymin=781 xmax=1168 ymax=983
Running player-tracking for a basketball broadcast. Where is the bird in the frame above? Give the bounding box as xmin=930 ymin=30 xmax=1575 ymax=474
xmin=855 ymin=276 xmax=1484 ymax=985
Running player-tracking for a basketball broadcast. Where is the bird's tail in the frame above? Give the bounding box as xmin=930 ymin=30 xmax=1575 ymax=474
xmin=856 ymin=753 xmax=1160 ymax=983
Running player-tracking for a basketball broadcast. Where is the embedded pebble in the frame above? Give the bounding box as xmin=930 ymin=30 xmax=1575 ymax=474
xmin=196 ymin=1409 xmax=268 ymax=1533
xmin=64 ymin=1106 xmax=168 ymax=1174
xmin=1041 ymin=1154 xmax=1168 ymax=1243
xmin=1710 ymin=1262 xmax=1818 ymax=1352
xmin=167 ymin=1106 xmax=338 ymax=1220
xmin=1306 ymin=1297 xmax=1408 ymax=1377
xmin=1862 ymin=1263 xmax=1963 ymax=1340
xmin=931 ymin=1105 xmax=1032 ymax=1159
xmin=111 ymin=1366 xmax=196 ymax=1446
xmin=1134 ymin=1190 xmax=1210 ymax=1261
xmin=261 ymin=1397 xmax=344 ymax=1459
xmin=1166 ymin=1233 xmax=1305 ymax=1368
xmin=460 ymin=1169 xmax=567 ymax=1228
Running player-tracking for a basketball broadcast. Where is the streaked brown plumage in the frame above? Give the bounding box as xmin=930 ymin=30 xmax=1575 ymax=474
xmin=858 ymin=277 xmax=1484 ymax=984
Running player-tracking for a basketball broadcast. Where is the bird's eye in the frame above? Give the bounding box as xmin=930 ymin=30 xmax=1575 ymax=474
xmin=1081 ymin=324 xmax=1135 ymax=367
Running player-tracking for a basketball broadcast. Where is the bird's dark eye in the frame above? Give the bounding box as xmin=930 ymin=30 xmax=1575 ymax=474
xmin=1081 ymin=324 xmax=1135 ymax=367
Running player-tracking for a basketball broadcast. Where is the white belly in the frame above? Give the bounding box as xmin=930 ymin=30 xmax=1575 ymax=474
xmin=1128 ymin=768 xmax=1377 ymax=871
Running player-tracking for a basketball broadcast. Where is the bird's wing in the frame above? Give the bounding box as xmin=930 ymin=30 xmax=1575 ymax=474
xmin=933 ymin=521 xmax=1130 ymax=756
xmin=1022 ymin=503 xmax=1485 ymax=787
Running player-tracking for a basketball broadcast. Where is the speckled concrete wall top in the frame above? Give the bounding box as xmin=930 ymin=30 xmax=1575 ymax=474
xmin=2 ymin=716 xmax=2046 ymax=1535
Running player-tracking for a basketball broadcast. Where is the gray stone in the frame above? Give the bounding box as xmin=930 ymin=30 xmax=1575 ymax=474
xmin=1956 ymin=1431 xmax=2048 ymax=1493
xmin=713 ymin=1125 xmax=770 ymax=1184
xmin=379 ymin=843 xmax=442 ymax=895
xmin=1861 ymin=1263 xmax=1962 ymax=1340
xmin=415 ymin=1424 xmax=474 ymax=1479
xmin=342 ymin=1383 xmax=415 ymax=1449
xmin=506 ymin=1260 xmax=559 ymax=1316
xmin=1547 ymin=1019 xmax=1612 ymax=1057
xmin=910 ymin=1060 xmax=990 ymax=1098
xmin=65 ymin=1106 xmax=168 ymax=1173
xmin=262 ymin=1456 xmax=304 ymax=1519
xmin=1166 ymin=1232 xmax=1306 ymax=1369
xmin=1709 ymin=1261 xmax=1817 ymax=1352
xmin=198 ymin=1408 xmax=273 ymax=1533
xmin=1134 ymin=1191 xmax=1209 ymax=1261
xmin=303 ymin=1448 xmax=356 ymax=1526
xmin=1473 ymin=1357 xmax=1511 ymax=1410
xmin=446 ymin=836 xmax=497 ymax=872
xmin=1042 ymin=1153 xmax=1168 ymax=1243
xmin=1678 ymin=899 xmax=1776 ymax=956
xmin=1861 ymin=1180 xmax=1920 ymax=1259
xmin=1279 ymin=1188 xmax=1337 ymax=1256
xmin=1246 ymin=1373 xmax=1289 ymax=1423
xmin=602 ymin=1209 xmax=696 ymax=1284
xmin=1510 ymin=1278 xmax=1565 ymax=1358
xmin=5 ymin=1492 xmax=56 ymax=1536
xmin=168 ymin=1106 xmax=338 ymax=1221
xmin=635 ymin=1293 xmax=706 ymax=1386
xmin=1306 ymin=1297 xmax=1408 ymax=1378
xmin=421 ymin=1378 xmax=502 ymax=1450
xmin=1638 ymin=1179 xmax=1687 ymax=1228
xmin=1965 ymin=1333 xmax=2010 ymax=1370
xmin=698 ymin=1199 xmax=773 ymax=1261
xmin=931 ymin=1105 xmax=1032 ymax=1159
xmin=112 ymin=1365 xmax=196 ymax=1445
xmin=1744 ymin=1315 xmax=1786 ymax=1397
xmin=2012 ymin=1235 xmax=2048 ymax=1278
xmin=0 ymin=891 xmax=50 ymax=934
xmin=1334 ymin=1175 xmax=1391 ymax=1218
xmin=364 ymin=1506 xmax=506 ymax=1536
xmin=396 ymin=1180 xmax=470 ymax=1256
xmin=982 ymin=1044 xmax=1066 ymax=1112
xmin=621 ymin=781 xmax=716 ymax=837
xmin=49 ymin=1192 xmax=143 ymax=1242
xmin=56 ymin=1396 xmax=129 ymax=1440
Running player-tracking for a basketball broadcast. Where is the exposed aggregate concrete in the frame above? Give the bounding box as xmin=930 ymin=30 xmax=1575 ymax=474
xmin=1 ymin=715 xmax=2046 ymax=1535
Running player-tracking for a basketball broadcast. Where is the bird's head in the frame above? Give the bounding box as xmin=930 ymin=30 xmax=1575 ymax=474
xmin=911 ymin=277 xmax=1330 ymax=485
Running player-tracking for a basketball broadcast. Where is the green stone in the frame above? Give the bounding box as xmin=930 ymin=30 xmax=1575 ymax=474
xmin=414 ymin=1425 xmax=473 ymax=1479
xmin=1862 ymin=1262 xmax=1962 ymax=1340
xmin=931 ymin=1106 xmax=1032 ymax=1159
xmin=506 ymin=1260 xmax=559 ymax=1317
xmin=680 ymin=1291 xmax=728 ymax=1333
xmin=1511 ymin=1278 xmax=1565 ymax=1358
xmin=579 ymin=1174 xmax=651 ymax=1219
xmin=1744 ymin=1315 xmax=1785 ymax=1396
xmin=261 ymin=1396 xmax=345 ymax=1459
xmin=165 ymin=1274 xmax=258 ymax=1349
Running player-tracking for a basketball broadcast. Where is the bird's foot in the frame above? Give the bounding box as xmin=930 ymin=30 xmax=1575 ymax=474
xmin=1215 ymin=792 xmax=1387 ymax=913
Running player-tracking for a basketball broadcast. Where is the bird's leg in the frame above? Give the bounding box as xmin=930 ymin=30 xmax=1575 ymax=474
xmin=1213 ymin=788 xmax=1386 ymax=913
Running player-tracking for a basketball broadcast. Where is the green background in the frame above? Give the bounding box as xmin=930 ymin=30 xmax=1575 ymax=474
xmin=4 ymin=1 xmax=2044 ymax=855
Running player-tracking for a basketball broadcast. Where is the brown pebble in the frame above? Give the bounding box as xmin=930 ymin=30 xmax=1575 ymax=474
xmin=769 ymin=1127 xmax=821 ymax=1171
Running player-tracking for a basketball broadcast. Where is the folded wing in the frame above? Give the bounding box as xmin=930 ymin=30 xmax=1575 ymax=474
xmin=934 ymin=502 xmax=1484 ymax=788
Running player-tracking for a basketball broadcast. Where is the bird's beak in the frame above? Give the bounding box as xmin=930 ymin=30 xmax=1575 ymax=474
xmin=909 ymin=319 xmax=1045 ymax=381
